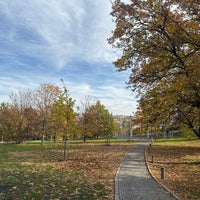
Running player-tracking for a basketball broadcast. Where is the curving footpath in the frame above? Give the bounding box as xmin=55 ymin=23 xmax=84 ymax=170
xmin=115 ymin=142 xmax=178 ymax=200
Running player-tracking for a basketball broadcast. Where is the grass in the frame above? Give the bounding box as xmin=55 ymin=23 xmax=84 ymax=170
xmin=0 ymin=139 xmax=133 ymax=200
xmin=146 ymin=138 xmax=200 ymax=200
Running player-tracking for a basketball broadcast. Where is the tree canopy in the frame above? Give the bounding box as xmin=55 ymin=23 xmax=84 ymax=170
xmin=109 ymin=0 xmax=200 ymax=138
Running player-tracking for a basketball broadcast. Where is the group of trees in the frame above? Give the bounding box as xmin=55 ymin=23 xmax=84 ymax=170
xmin=0 ymin=83 xmax=118 ymax=144
xmin=109 ymin=0 xmax=200 ymax=138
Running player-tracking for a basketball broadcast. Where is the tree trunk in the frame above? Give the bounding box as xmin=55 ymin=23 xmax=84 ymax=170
xmin=63 ymin=138 xmax=68 ymax=161
xmin=192 ymin=128 xmax=200 ymax=139
xmin=41 ymin=134 xmax=45 ymax=145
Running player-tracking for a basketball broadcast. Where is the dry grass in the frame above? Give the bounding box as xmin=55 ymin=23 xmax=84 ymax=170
xmin=146 ymin=139 xmax=200 ymax=200
xmin=0 ymin=140 xmax=133 ymax=200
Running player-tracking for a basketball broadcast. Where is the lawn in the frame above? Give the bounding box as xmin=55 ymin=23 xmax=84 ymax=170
xmin=0 ymin=139 xmax=133 ymax=200
xmin=146 ymin=138 xmax=200 ymax=200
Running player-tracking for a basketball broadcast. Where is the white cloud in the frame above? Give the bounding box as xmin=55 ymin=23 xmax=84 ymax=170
xmin=0 ymin=0 xmax=137 ymax=115
xmin=0 ymin=72 xmax=137 ymax=115
xmin=0 ymin=0 xmax=114 ymax=69
xmin=94 ymin=85 xmax=138 ymax=115
xmin=67 ymin=82 xmax=137 ymax=115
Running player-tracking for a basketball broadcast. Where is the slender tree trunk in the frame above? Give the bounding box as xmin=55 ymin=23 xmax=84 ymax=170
xmin=193 ymin=129 xmax=200 ymax=139
xmin=83 ymin=135 xmax=86 ymax=143
xmin=63 ymin=138 xmax=68 ymax=161
xmin=41 ymin=133 xmax=45 ymax=145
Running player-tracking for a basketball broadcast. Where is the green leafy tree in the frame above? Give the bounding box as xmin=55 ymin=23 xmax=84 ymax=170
xmin=109 ymin=0 xmax=200 ymax=138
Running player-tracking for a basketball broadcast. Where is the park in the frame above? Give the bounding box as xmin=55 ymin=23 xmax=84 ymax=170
xmin=1 ymin=137 xmax=199 ymax=199
xmin=1 ymin=0 xmax=200 ymax=199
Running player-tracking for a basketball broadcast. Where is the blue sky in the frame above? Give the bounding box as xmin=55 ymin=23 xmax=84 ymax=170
xmin=0 ymin=0 xmax=137 ymax=115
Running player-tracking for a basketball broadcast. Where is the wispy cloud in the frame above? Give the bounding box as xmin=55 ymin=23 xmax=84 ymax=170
xmin=0 ymin=0 xmax=114 ymax=69
xmin=0 ymin=0 xmax=137 ymax=115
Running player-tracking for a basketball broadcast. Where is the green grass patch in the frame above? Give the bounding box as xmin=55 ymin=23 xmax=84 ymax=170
xmin=154 ymin=137 xmax=200 ymax=146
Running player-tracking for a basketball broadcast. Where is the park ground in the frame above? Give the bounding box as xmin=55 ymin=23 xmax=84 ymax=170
xmin=0 ymin=138 xmax=200 ymax=199
xmin=146 ymin=138 xmax=200 ymax=200
xmin=0 ymin=139 xmax=133 ymax=200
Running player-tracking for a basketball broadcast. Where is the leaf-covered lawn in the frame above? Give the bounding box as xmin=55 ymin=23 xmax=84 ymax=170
xmin=0 ymin=140 xmax=133 ymax=200
xmin=146 ymin=139 xmax=200 ymax=200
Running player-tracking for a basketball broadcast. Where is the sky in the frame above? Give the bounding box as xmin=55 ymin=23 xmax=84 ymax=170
xmin=0 ymin=0 xmax=137 ymax=115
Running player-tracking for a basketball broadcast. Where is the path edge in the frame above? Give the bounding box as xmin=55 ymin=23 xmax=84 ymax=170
xmin=144 ymin=144 xmax=181 ymax=200
xmin=114 ymin=164 xmax=120 ymax=200
xmin=114 ymin=145 xmax=134 ymax=200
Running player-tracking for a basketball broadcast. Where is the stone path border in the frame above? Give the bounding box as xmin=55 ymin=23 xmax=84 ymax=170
xmin=115 ymin=142 xmax=180 ymax=200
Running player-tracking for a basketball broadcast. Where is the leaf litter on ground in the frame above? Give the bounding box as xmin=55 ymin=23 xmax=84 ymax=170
xmin=0 ymin=141 xmax=133 ymax=200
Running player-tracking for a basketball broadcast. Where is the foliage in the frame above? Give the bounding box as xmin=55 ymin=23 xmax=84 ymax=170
xmin=34 ymin=83 xmax=62 ymax=144
xmin=113 ymin=120 xmax=121 ymax=135
xmin=89 ymin=101 xmax=114 ymax=144
xmin=120 ymin=117 xmax=132 ymax=136
xmin=109 ymin=0 xmax=200 ymax=138
xmin=52 ymin=82 xmax=76 ymax=160
xmin=0 ymin=95 xmax=40 ymax=143
xmin=0 ymin=82 xmax=118 ymax=144
xmin=52 ymin=85 xmax=76 ymax=139
xmin=0 ymin=103 xmax=17 ymax=141
xmin=9 ymin=91 xmax=32 ymax=143
xmin=78 ymin=99 xmax=115 ymax=143
xmin=78 ymin=96 xmax=97 ymax=142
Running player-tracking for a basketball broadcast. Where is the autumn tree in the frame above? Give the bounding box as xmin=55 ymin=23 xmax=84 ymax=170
xmin=9 ymin=90 xmax=33 ymax=143
xmin=79 ymin=96 xmax=96 ymax=142
xmin=113 ymin=120 xmax=121 ymax=136
xmin=91 ymin=101 xmax=114 ymax=144
xmin=0 ymin=102 xmax=17 ymax=142
xmin=52 ymin=80 xmax=76 ymax=160
xmin=121 ymin=117 xmax=132 ymax=136
xmin=53 ymin=88 xmax=76 ymax=139
xmin=34 ymin=83 xmax=61 ymax=144
xmin=23 ymin=107 xmax=40 ymax=140
xmin=138 ymin=84 xmax=200 ymax=137
xmin=109 ymin=0 xmax=200 ymax=138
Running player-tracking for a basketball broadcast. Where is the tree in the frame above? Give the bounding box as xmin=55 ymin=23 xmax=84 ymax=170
xmin=9 ymin=90 xmax=33 ymax=143
xmin=138 ymin=84 xmax=200 ymax=138
xmin=79 ymin=96 xmax=96 ymax=142
xmin=23 ymin=107 xmax=40 ymax=140
xmin=53 ymin=81 xmax=76 ymax=139
xmin=92 ymin=101 xmax=114 ymax=144
xmin=113 ymin=120 xmax=121 ymax=136
xmin=120 ymin=117 xmax=133 ymax=136
xmin=78 ymin=100 xmax=114 ymax=143
xmin=34 ymin=83 xmax=61 ymax=145
xmin=53 ymin=80 xmax=76 ymax=160
xmin=109 ymin=0 xmax=200 ymax=138
xmin=0 ymin=102 xmax=17 ymax=142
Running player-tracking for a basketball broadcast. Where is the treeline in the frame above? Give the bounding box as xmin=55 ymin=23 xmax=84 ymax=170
xmin=0 ymin=83 xmax=120 ymax=144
